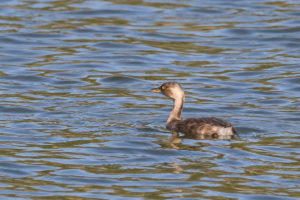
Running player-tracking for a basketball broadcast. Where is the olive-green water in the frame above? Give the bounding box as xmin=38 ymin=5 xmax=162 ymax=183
xmin=0 ymin=0 xmax=300 ymax=199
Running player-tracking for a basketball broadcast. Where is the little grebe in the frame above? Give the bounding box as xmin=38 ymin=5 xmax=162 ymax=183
xmin=151 ymin=82 xmax=236 ymax=139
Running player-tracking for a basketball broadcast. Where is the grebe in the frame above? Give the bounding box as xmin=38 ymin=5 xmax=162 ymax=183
xmin=151 ymin=82 xmax=236 ymax=139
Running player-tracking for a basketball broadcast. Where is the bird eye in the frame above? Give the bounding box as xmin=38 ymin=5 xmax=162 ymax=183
xmin=161 ymin=85 xmax=165 ymax=90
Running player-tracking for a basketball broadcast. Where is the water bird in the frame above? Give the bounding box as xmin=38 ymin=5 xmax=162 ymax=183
xmin=151 ymin=82 xmax=236 ymax=139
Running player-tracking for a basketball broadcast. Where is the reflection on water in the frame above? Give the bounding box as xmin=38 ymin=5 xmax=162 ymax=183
xmin=0 ymin=0 xmax=300 ymax=199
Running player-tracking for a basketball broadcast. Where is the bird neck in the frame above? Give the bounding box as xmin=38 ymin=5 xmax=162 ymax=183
xmin=167 ymin=96 xmax=184 ymax=124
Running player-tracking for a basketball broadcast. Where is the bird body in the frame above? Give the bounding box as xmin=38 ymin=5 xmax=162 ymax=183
xmin=167 ymin=117 xmax=236 ymax=139
xmin=151 ymin=82 xmax=236 ymax=139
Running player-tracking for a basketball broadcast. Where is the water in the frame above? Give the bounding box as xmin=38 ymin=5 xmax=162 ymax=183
xmin=0 ymin=0 xmax=300 ymax=199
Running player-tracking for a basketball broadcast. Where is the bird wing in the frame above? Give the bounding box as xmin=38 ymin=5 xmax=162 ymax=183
xmin=174 ymin=117 xmax=234 ymax=135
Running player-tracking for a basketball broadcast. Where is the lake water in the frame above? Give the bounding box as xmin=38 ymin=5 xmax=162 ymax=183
xmin=0 ymin=0 xmax=300 ymax=199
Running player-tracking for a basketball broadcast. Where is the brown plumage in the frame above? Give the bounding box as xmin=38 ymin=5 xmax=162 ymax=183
xmin=151 ymin=82 xmax=236 ymax=139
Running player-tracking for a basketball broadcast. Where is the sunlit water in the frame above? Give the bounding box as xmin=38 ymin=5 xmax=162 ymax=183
xmin=0 ymin=0 xmax=300 ymax=199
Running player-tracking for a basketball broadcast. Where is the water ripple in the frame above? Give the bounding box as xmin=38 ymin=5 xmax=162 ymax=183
xmin=0 ymin=0 xmax=299 ymax=199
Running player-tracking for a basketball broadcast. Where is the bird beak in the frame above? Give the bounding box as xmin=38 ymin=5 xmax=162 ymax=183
xmin=151 ymin=87 xmax=161 ymax=93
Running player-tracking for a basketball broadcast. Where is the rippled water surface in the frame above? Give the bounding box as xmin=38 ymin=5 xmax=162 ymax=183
xmin=1 ymin=0 xmax=300 ymax=199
